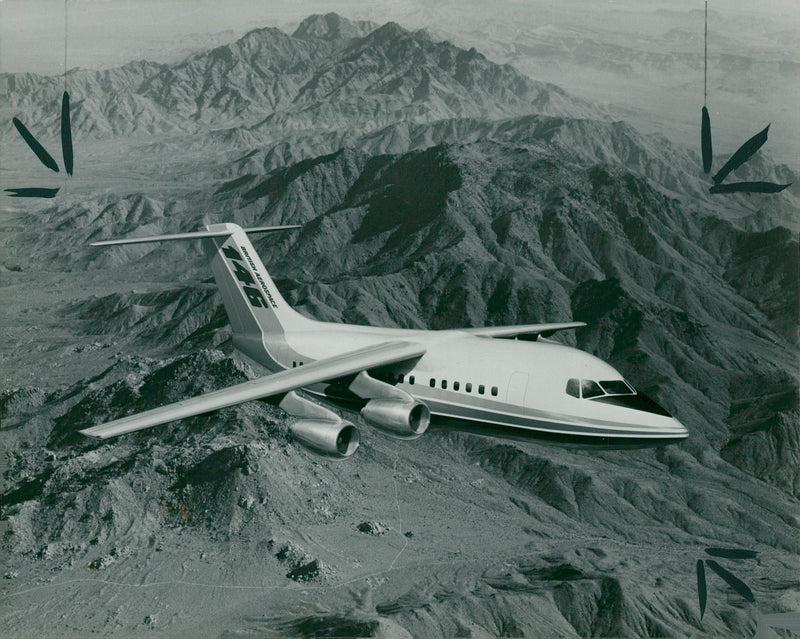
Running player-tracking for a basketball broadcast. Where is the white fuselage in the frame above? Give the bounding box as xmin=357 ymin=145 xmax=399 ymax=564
xmin=237 ymin=321 xmax=689 ymax=445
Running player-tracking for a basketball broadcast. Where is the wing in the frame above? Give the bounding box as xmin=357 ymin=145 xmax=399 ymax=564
xmin=79 ymin=340 xmax=425 ymax=440
xmin=452 ymin=321 xmax=586 ymax=340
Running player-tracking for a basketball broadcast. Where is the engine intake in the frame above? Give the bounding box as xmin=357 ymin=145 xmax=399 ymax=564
xmin=361 ymin=399 xmax=430 ymax=437
xmin=289 ymin=419 xmax=360 ymax=457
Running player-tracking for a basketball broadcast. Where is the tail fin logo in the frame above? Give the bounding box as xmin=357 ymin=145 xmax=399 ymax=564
xmin=222 ymin=244 xmax=278 ymax=309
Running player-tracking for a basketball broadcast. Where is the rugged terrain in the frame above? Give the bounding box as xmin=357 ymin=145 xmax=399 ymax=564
xmin=1 ymin=13 xmax=798 ymax=639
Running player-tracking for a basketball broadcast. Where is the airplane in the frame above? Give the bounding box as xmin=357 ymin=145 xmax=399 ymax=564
xmin=79 ymin=222 xmax=689 ymax=456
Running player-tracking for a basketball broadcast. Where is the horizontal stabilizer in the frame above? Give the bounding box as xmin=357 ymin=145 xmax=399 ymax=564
xmin=79 ymin=340 xmax=425 ymax=440
xmin=91 ymin=225 xmax=301 ymax=246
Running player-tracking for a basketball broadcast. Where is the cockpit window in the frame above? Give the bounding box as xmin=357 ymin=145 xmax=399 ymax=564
xmin=566 ymin=378 xmax=580 ymax=398
xmin=580 ymin=379 xmax=604 ymax=399
xmin=564 ymin=377 xmax=670 ymax=416
xmin=566 ymin=378 xmax=639 ymax=400
xmin=599 ymin=380 xmax=634 ymax=396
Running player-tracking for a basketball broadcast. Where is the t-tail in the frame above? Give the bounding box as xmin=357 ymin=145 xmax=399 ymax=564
xmin=91 ymin=223 xmax=313 ymax=369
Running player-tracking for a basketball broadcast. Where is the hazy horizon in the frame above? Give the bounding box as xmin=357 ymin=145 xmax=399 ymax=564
xmin=2 ymin=0 xmax=798 ymax=164
xmin=3 ymin=0 xmax=798 ymax=75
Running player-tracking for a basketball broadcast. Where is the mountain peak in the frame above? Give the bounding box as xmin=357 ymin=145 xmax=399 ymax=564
xmin=293 ymin=13 xmax=377 ymax=41
xmin=366 ymin=21 xmax=409 ymax=44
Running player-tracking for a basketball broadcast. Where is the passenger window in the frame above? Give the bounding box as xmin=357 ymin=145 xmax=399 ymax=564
xmin=478 ymin=385 xmax=485 ymax=395
xmin=398 ymin=374 xmax=404 ymax=383
xmin=430 ymin=378 xmax=436 ymax=388
xmin=292 ymin=361 xmax=296 ymax=368
xmin=581 ymin=379 xmax=604 ymax=399
xmin=441 ymin=380 xmax=447 ymax=390
xmin=466 ymin=383 xmax=472 ymax=393
xmin=453 ymin=381 xmax=460 ymax=391
xmin=566 ymin=378 xmax=580 ymax=398
xmin=409 ymin=375 xmax=415 ymax=385
xmin=491 ymin=386 xmax=498 ymax=397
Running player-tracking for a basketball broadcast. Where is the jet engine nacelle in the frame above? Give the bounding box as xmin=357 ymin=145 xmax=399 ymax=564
xmin=289 ymin=419 xmax=360 ymax=457
xmin=280 ymin=390 xmax=360 ymax=457
xmin=360 ymin=399 xmax=430 ymax=438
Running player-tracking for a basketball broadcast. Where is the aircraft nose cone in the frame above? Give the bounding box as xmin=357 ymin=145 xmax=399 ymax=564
xmin=669 ymin=417 xmax=689 ymax=440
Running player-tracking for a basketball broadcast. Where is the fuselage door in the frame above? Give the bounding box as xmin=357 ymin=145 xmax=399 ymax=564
xmin=507 ymin=371 xmax=529 ymax=407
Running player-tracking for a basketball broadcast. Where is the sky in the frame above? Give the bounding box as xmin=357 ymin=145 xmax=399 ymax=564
xmin=1 ymin=1 xmax=370 ymax=74
xmin=2 ymin=0 xmax=798 ymax=75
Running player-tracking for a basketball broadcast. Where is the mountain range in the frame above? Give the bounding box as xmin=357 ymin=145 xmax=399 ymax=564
xmin=2 ymin=14 xmax=598 ymax=143
xmin=1 ymin=13 xmax=798 ymax=639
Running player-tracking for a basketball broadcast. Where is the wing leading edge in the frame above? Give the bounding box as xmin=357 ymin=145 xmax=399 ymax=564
xmin=79 ymin=340 xmax=425 ymax=440
xmin=452 ymin=322 xmax=586 ymax=340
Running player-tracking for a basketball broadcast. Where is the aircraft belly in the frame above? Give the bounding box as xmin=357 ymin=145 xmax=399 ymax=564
xmin=414 ymin=390 xmax=685 ymax=440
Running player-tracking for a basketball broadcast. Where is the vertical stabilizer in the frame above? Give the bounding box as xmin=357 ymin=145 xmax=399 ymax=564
xmin=90 ymin=222 xmax=309 ymax=371
xmin=203 ymin=223 xmax=315 ymax=369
